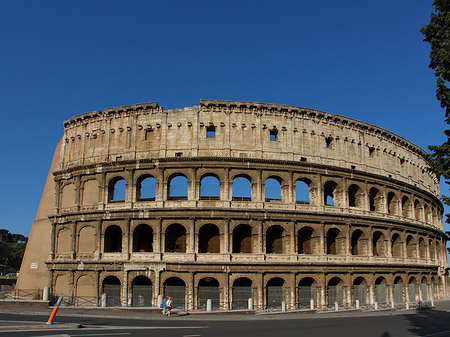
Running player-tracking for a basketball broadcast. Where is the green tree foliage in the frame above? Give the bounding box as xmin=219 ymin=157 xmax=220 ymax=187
xmin=421 ymin=0 xmax=450 ymax=222
xmin=0 ymin=229 xmax=27 ymax=273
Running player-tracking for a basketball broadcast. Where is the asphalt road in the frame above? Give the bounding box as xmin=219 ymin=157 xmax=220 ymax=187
xmin=1 ymin=304 xmax=450 ymax=337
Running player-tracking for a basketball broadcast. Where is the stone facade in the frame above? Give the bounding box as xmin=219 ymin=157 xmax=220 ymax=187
xmin=17 ymin=100 xmax=448 ymax=310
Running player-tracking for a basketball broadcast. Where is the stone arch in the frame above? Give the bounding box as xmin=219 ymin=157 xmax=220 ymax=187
xmin=104 ymin=225 xmax=122 ymax=253
xmin=414 ymin=200 xmax=423 ymax=220
xmin=266 ymin=225 xmax=284 ymax=254
xmin=197 ymin=277 xmax=220 ymax=309
xmin=324 ymin=181 xmax=337 ymax=206
xmin=165 ymin=223 xmax=187 ymax=253
xmin=198 ymin=223 xmax=220 ymax=253
xmin=298 ymin=277 xmax=317 ymax=308
xmin=75 ymin=274 xmax=96 ymax=300
xmin=56 ymin=228 xmax=72 ymax=254
xmin=406 ymin=235 xmax=417 ymax=258
xmin=369 ymin=187 xmax=382 ymax=212
xmin=54 ymin=274 xmax=72 ymax=297
xmin=352 ymin=277 xmax=368 ymax=305
xmin=131 ymin=276 xmax=152 ymax=307
xmin=265 ymin=176 xmax=282 ymax=201
xmin=375 ymin=277 xmax=387 ymax=304
xmin=232 ymin=224 xmax=252 ymax=253
xmin=327 ymin=277 xmax=344 ymax=305
xmin=132 ymin=224 xmax=153 ymax=252
xmin=429 ymin=239 xmax=436 ymax=261
xmin=372 ymin=231 xmax=386 ymax=257
xmin=298 ymin=226 xmax=315 ymax=254
xmin=232 ymin=277 xmax=253 ymax=309
xmin=348 ymin=184 xmax=363 ymax=208
xmin=77 ymin=226 xmax=95 ymax=254
xmin=295 ymin=178 xmax=311 ymax=204
xmin=424 ymin=204 xmax=432 ymax=223
xmin=418 ymin=237 xmax=427 ymax=259
xmin=102 ymin=275 xmax=121 ymax=307
xmin=163 ymin=277 xmax=186 ymax=309
xmin=408 ymin=277 xmax=417 ymax=302
xmin=393 ymin=276 xmax=404 ymax=304
xmin=387 ymin=191 xmax=399 ymax=215
xmin=199 ymin=174 xmax=220 ymax=200
xmin=136 ymin=174 xmax=156 ymax=201
xmin=108 ymin=176 xmax=126 ymax=202
xmin=421 ymin=276 xmax=429 ymax=301
xmin=391 ymin=233 xmax=403 ymax=257
xmin=351 ymin=229 xmax=368 ymax=256
xmin=61 ymin=183 xmax=75 ymax=208
xmin=326 ymin=228 xmax=343 ymax=255
xmin=168 ymin=174 xmax=188 ymax=200
xmin=402 ymin=196 xmax=412 ymax=218
xmin=232 ymin=174 xmax=252 ymax=201
xmin=82 ymin=179 xmax=99 ymax=206
xmin=266 ymin=277 xmax=286 ymax=309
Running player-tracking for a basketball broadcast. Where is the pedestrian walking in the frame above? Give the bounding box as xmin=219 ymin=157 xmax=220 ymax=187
xmin=166 ymin=296 xmax=173 ymax=316
xmin=161 ymin=296 xmax=167 ymax=315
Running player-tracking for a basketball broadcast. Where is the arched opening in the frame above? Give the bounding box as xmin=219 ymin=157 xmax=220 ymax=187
xmin=351 ymin=230 xmax=367 ymax=256
xmin=298 ymin=227 xmax=314 ymax=254
xmin=198 ymin=277 xmax=220 ymax=310
xmin=266 ymin=278 xmax=285 ymax=309
xmin=326 ymin=228 xmax=342 ymax=255
xmin=136 ymin=175 xmax=156 ymax=201
xmin=327 ymin=277 xmax=343 ymax=306
xmin=348 ymin=184 xmax=362 ymax=208
xmin=406 ymin=235 xmax=416 ymax=258
xmin=163 ymin=277 xmax=186 ymax=309
xmin=387 ymin=192 xmax=399 ymax=215
xmin=419 ymin=238 xmax=427 ymax=259
xmin=132 ymin=224 xmax=153 ymax=252
xmin=232 ymin=175 xmax=252 ymax=201
xmin=198 ymin=224 xmax=220 ymax=253
xmin=199 ymin=175 xmax=220 ymax=200
xmin=298 ymin=277 xmax=317 ymax=308
xmin=295 ymin=179 xmax=310 ymax=204
xmin=168 ymin=174 xmax=188 ymax=200
xmin=414 ymin=200 xmax=423 ymax=220
xmin=402 ymin=196 xmax=412 ymax=218
xmin=104 ymin=225 xmax=122 ymax=253
xmin=391 ymin=233 xmax=403 ymax=257
xmin=375 ymin=277 xmax=387 ymax=304
xmin=108 ymin=177 xmax=126 ymax=202
xmin=353 ymin=277 xmax=367 ymax=305
xmin=165 ymin=224 xmax=186 ymax=253
xmin=429 ymin=239 xmax=436 ymax=261
xmin=131 ymin=276 xmax=152 ymax=307
xmin=393 ymin=277 xmax=404 ymax=304
xmin=265 ymin=177 xmax=282 ymax=202
xmin=266 ymin=225 xmax=284 ymax=254
xmin=408 ymin=277 xmax=417 ymax=302
xmin=232 ymin=224 xmax=252 ymax=253
xmin=372 ymin=231 xmax=386 ymax=257
xmin=232 ymin=277 xmax=253 ymax=309
xmin=369 ymin=188 xmax=381 ymax=212
xmin=324 ymin=181 xmax=337 ymax=206
xmin=102 ymin=276 xmax=121 ymax=307
xmin=424 ymin=204 xmax=432 ymax=223
xmin=421 ymin=277 xmax=428 ymax=301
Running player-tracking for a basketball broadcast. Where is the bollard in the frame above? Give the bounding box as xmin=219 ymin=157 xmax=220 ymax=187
xmin=355 ymin=299 xmax=359 ymax=309
xmin=281 ymin=301 xmax=286 ymax=312
xmin=431 ymin=299 xmax=434 ymax=307
xmin=406 ymin=302 xmax=409 ymax=310
xmin=101 ymin=293 xmax=107 ymax=307
xmin=248 ymin=297 xmax=253 ymax=310
xmin=310 ymin=299 xmax=314 ymax=310
xmin=43 ymin=287 xmax=49 ymax=301
xmin=47 ymin=296 xmax=63 ymax=325
xmin=206 ymin=299 xmax=212 ymax=312
xmin=157 ymin=294 xmax=163 ymax=309
xmin=391 ymin=301 xmax=395 ymax=309
xmin=374 ymin=302 xmax=378 ymax=310
xmin=335 ymin=301 xmax=339 ymax=311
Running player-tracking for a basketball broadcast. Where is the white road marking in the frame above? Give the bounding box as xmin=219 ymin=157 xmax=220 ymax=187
xmin=71 ymin=334 xmax=131 ymax=336
xmin=421 ymin=331 xmax=450 ymax=337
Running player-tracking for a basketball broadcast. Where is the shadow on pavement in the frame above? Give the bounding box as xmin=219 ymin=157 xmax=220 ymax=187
xmin=405 ymin=308 xmax=450 ymax=336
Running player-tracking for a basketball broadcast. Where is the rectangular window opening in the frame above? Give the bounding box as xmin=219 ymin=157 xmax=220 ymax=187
xmin=175 ymin=152 xmax=182 ymax=157
xmin=206 ymin=126 xmax=216 ymax=138
xmin=270 ymin=129 xmax=278 ymax=141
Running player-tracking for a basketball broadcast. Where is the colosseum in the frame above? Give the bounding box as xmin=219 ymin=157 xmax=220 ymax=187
xmin=17 ymin=99 xmax=449 ymax=311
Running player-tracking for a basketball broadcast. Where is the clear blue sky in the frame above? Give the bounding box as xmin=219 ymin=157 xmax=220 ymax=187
xmin=0 ymin=0 xmax=448 ymax=236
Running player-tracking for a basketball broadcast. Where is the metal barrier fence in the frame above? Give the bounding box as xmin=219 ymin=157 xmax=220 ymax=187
xmin=0 ymin=289 xmax=42 ymax=300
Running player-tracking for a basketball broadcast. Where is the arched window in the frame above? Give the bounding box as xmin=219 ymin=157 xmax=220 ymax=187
xmin=298 ymin=227 xmax=314 ymax=254
xmin=267 ymin=278 xmax=285 ymax=309
xmin=419 ymin=237 xmax=427 ymax=259
xmin=104 ymin=225 xmax=122 ymax=253
xmin=295 ymin=179 xmax=310 ymax=204
xmin=198 ymin=277 xmax=220 ymax=310
xmin=353 ymin=277 xmax=367 ymax=305
xmin=102 ymin=276 xmax=121 ymax=307
xmin=163 ymin=277 xmax=186 ymax=309
xmin=327 ymin=277 xmax=343 ymax=305
xmin=324 ymin=181 xmax=337 ymax=206
xmin=414 ymin=200 xmax=423 ymax=220
xmin=232 ymin=277 xmax=253 ymax=309
xmin=393 ymin=277 xmax=404 ymax=304
xmin=131 ymin=276 xmax=152 ymax=307
xmin=348 ymin=184 xmax=362 ymax=208
xmin=387 ymin=192 xmax=399 ymax=215
xmin=168 ymin=174 xmax=188 ymax=200
xmin=266 ymin=225 xmax=284 ymax=254
xmin=326 ymin=228 xmax=342 ymax=255
xmin=165 ymin=224 xmax=186 ymax=253
xmin=424 ymin=204 xmax=432 ymax=223
xmin=265 ymin=177 xmax=281 ymax=202
xmin=429 ymin=239 xmax=435 ymax=261
xmin=406 ymin=235 xmax=416 ymax=258
xmin=402 ymin=196 xmax=412 ymax=218
xmin=298 ymin=277 xmax=317 ymax=308
xmin=421 ymin=277 xmax=428 ymax=301
xmin=408 ymin=277 xmax=417 ymax=302
xmin=232 ymin=175 xmax=252 ymax=201
xmin=351 ymin=230 xmax=367 ymax=256
xmin=372 ymin=231 xmax=386 ymax=257
xmin=375 ymin=277 xmax=387 ymax=304
xmin=198 ymin=224 xmax=220 ymax=253
xmin=136 ymin=175 xmax=156 ymax=201
xmin=232 ymin=224 xmax=252 ymax=253
xmin=108 ymin=177 xmax=126 ymax=202
xmin=199 ymin=175 xmax=220 ymax=200
xmin=391 ymin=233 xmax=403 ymax=257
xmin=132 ymin=224 xmax=153 ymax=252
xmin=369 ymin=188 xmax=381 ymax=212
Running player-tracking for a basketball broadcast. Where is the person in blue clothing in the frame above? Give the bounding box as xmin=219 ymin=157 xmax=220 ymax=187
xmin=161 ymin=296 xmax=167 ymax=315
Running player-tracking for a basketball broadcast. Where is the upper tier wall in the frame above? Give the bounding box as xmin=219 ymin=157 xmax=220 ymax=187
xmin=60 ymin=100 xmax=439 ymax=197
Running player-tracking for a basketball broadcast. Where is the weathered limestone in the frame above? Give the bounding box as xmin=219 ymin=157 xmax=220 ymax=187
xmin=17 ymin=100 xmax=448 ymax=309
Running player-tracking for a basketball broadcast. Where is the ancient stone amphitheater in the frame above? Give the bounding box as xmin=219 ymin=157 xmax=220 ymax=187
xmin=17 ymin=100 xmax=448 ymax=311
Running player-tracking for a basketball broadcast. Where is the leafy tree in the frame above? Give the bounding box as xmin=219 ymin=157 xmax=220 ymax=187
xmin=0 ymin=229 xmax=28 ymax=273
xmin=421 ymin=0 xmax=450 ymax=223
